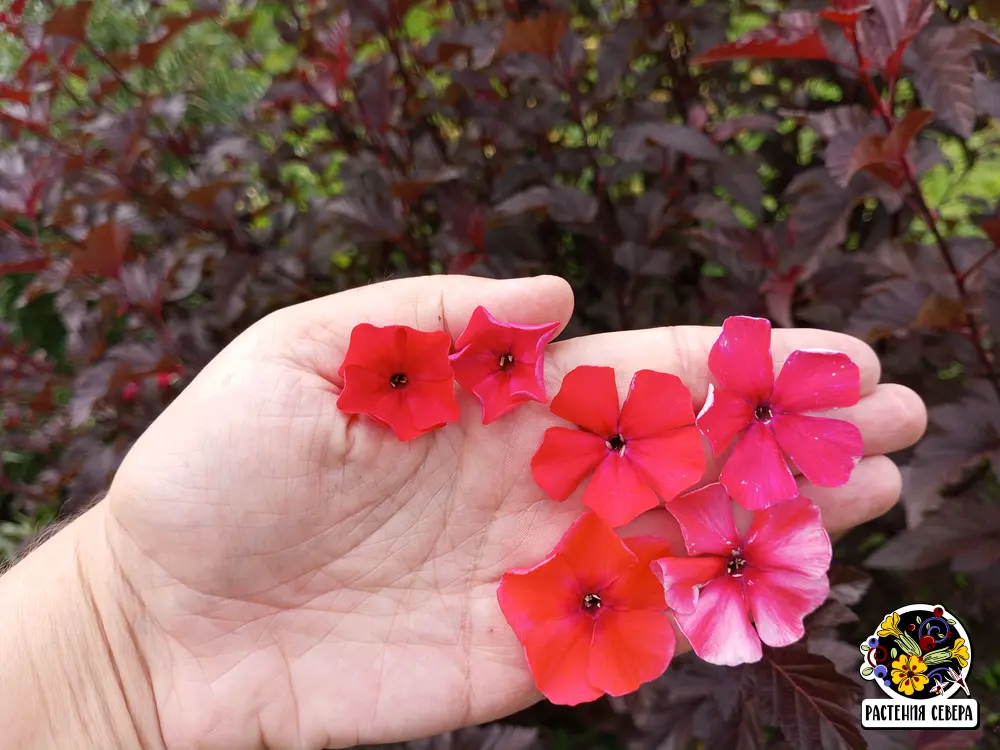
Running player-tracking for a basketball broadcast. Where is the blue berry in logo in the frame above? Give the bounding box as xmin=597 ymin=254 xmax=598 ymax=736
xmin=867 ymin=636 xmax=879 ymax=647
xmin=884 ymin=679 xmax=893 ymax=688
xmin=874 ymin=665 xmax=887 ymax=679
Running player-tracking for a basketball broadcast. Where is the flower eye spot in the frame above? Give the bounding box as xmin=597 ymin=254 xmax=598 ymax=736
xmin=389 ymin=372 xmax=409 ymax=388
xmin=753 ymin=404 xmax=772 ymax=423
xmin=605 ymin=433 xmax=626 ymax=454
xmin=582 ymin=592 xmax=603 ymax=610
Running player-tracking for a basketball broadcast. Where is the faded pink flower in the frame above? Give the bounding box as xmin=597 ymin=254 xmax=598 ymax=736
xmin=654 ymin=483 xmax=831 ymax=666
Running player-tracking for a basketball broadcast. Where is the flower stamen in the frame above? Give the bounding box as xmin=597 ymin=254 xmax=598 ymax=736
xmin=727 ymin=553 xmax=747 ymax=578
xmin=582 ymin=593 xmax=602 ymax=610
xmin=498 ymin=352 xmax=516 ymax=370
xmin=605 ymin=433 xmax=626 ymax=454
xmin=753 ymin=404 xmax=772 ymax=423
xmin=389 ymin=372 xmax=409 ymax=388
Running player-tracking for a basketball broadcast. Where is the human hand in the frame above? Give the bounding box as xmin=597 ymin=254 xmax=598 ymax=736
xmin=64 ymin=275 xmax=927 ymax=749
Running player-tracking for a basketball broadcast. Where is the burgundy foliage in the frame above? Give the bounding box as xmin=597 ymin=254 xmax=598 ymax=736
xmin=1 ymin=0 xmax=999 ymax=747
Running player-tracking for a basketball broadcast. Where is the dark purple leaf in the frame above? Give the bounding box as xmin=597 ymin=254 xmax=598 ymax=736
xmin=749 ymin=645 xmax=865 ymax=750
xmin=909 ymin=25 xmax=978 ymax=138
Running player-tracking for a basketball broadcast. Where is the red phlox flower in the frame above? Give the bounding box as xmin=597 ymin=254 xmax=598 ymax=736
xmin=498 ymin=512 xmax=676 ymax=705
xmin=696 ymin=315 xmax=863 ymax=510
xmin=531 ymin=366 xmax=705 ymax=528
xmin=336 ymin=323 xmax=460 ymax=441
xmin=449 ymin=306 xmax=560 ymax=424
xmin=654 ymin=483 xmax=831 ymax=666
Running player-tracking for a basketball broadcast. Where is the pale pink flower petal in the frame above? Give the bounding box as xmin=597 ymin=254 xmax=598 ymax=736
xmin=770 ymin=349 xmax=860 ymax=413
xmin=707 ymin=316 xmax=775 ymax=403
xmin=720 ymin=421 xmax=799 ymax=510
xmin=771 ymin=413 xmax=863 ymax=488
xmin=664 ymin=483 xmax=741 ymax=557
xmin=743 ymin=568 xmax=830 ymax=647
xmin=652 ymin=556 xmax=728 ymax=614
xmin=673 ymin=575 xmax=762 ymax=666
xmin=696 ymin=383 xmax=755 ymax=457
xmin=743 ymin=497 xmax=832 ymax=577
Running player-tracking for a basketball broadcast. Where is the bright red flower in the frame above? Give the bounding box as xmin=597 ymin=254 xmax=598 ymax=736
xmin=449 ymin=306 xmax=560 ymax=424
xmin=697 ymin=316 xmax=862 ymax=510
xmin=654 ymin=483 xmax=831 ymax=666
xmin=531 ymin=366 xmax=705 ymax=528
xmin=336 ymin=323 xmax=460 ymax=441
xmin=498 ymin=512 xmax=676 ymax=705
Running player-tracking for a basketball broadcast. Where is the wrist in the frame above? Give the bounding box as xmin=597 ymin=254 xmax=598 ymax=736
xmin=0 ymin=502 xmax=166 ymax=750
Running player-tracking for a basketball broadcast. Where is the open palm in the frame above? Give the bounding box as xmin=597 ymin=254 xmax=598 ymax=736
xmin=104 ymin=275 xmax=926 ymax=750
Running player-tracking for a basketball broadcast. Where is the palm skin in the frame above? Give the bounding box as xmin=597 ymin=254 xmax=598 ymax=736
xmin=102 ymin=275 xmax=927 ymax=750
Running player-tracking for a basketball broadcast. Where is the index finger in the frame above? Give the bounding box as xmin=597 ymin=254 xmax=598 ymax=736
xmin=546 ymin=325 xmax=883 ymax=407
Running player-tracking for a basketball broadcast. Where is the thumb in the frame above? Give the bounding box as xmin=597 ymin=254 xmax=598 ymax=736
xmin=273 ymin=274 xmax=575 ymax=383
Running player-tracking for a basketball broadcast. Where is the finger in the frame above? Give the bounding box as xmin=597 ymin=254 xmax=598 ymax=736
xmin=547 ymin=325 xmax=882 ymax=406
xmin=269 ymin=275 xmax=575 ymax=383
xmin=800 ymin=455 xmax=901 ymax=538
xmin=823 ymin=383 xmax=928 ymax=457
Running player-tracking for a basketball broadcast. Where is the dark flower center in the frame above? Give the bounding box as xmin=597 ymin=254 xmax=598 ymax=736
xmin=498 ymin=352 xmax=516 ymax=370
xmin=606 ymin=433 xmax=626 ymax=454
xmin=389 ymin=372 xmax=408 ymax=388
xmin=582 ymin=593 xmax=602 ymax=610
xmin=727 ymin=554 xmax=747 ymax=578
xmin=753 ymin=404 xmax=773 ymax=423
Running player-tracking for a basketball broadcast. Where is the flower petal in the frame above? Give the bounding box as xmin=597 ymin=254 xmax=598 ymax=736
xmin=619 ymin=370 xmax=697 ymax=438
xmin=743 ymin=497 xmax=832 ymax=578
xmin=652 ymin=556 xmax=728 ymax=614
xmin=770 ymin=349 xmax=860 ymax=414
xmin=452 ymin=306 xmax=498 ymax=351
xmin=401 ymin=327 xmax=454 ymax=382
xmin=771 ymin=413 xmax=862 ymax=488
xmin=588 ymin=610 xmax=676 ymax=697
xmin=404 ymin=379 xmax=461 ymax=433
xmin=708 ymin=316 xmax=775 ymax=402
xmin=665 ymin=483 xmax=741 ymax=557
xmin=549 ymin=365 xmax=620 ymax=436
xmin=603 ymin=536 xmax=674 ymax=611
xmin=720 ymin=421 xmax=798 ymax=510
xmin=497 ymin=554 xmax=582 ymax=640
xmin=696 ymin=384 xmax=754 ymax=457
xmin=508 ymin=361 xmax=549 ymax=404
xmin=673 ymin=575 xmax=762 ymax=666
xmin=337 ymin=323 xmax=405 ymax=377
xmin=531 ymin=427 xmax=607 ymax=501
xmin=582 ymin=454 xmax=661 ymax=528
xmin=338 ymin=366 xmax=424 ymax=441
xmin=626 ymin=426 xmax=706 ymax=503
xmin=554 ymin=512 xmax=638 ymax=594
xmin=468 ymin=371 xmax=519 ymax=425
xmin=521 ymin=614 xmax=603 ymax=706
xmin=743 ymin=568 xmax=830 ymax=648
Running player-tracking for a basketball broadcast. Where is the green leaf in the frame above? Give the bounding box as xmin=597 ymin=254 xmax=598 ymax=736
xmin=916 ymin=616 xmax=922 ymax=624
xmin=860 ymin=644 xmax=870 ymax=652
xmin=862 ymin=666 xmax=874 ymax=677
xmin=891 ymin=647 xmax=898 ymax=658
xmin=948 ymin=618 xmax=956 ymax=624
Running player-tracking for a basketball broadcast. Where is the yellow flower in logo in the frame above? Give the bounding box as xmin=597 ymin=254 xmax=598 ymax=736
xmin=878 ymin=612 xmax=903 ymax=638
xmin=950 ymin=638 xmax=969 ymax=668
xmin=891 ymin=654 xmax=929 ymax=696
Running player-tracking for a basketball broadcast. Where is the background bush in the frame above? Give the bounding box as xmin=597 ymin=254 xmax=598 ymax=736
xmin=2 ymin=0 xmax=1000 ymax=747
